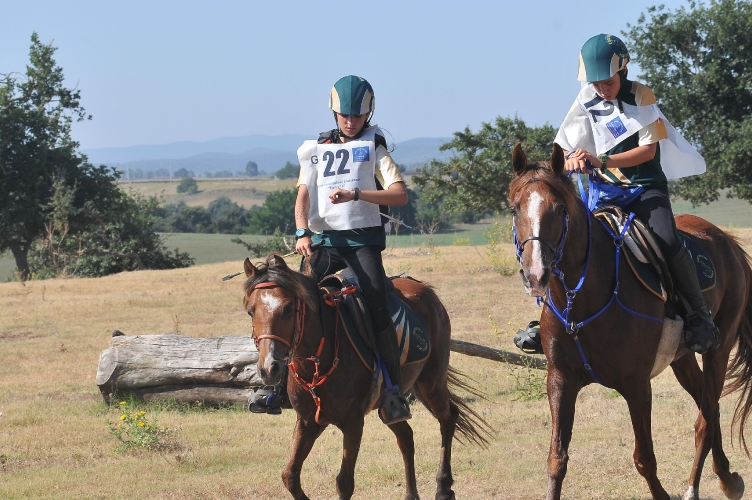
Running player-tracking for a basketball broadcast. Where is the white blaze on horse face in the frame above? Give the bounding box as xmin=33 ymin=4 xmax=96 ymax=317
xmin=260 ymin=291 xmax=283 ymax=315
xmin=527 ymin=190 xmax=545 ymax=279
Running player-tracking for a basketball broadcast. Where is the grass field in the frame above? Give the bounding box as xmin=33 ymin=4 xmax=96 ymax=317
xmin=3 ymin=236 xmax=752 ymax=499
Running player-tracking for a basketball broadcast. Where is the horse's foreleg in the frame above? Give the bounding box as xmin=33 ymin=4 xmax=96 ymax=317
xmin=335 ymin=415 xmax=364 ymax=500
xmin=622 ymin=380 xmax=670 ymax=500
xmin=546 ymin=369 xmax=580 ymax=500
xmin=388 ymin=420 xmax=420 ymax=500
xmin=282 ymin=416 xmax=326 ymax=500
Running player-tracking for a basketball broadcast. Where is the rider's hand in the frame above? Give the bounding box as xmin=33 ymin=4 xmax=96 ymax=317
xmin=564 ymin=148 xmax=596 ymax=173
xmin=295 ymin=236 xmax=313 ymax=257
xmin=329 ymin=188 xmax=354 ymax=204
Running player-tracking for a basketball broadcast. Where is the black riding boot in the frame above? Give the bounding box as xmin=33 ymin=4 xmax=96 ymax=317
xmin=668 ymin=246 xmax=720 ymax=353
xmin=374 ymin=322 xmax=411 ymax=425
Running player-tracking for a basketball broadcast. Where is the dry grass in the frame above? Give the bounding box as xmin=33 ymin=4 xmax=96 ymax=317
xmin=2 ymin=236 xmax=752 ymax=499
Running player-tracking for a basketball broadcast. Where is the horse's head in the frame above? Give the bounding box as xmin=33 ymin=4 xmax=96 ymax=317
xmin=509 ymin=143 xmax=576 ymax=296
xmin=242 ymin=254 xmax=319 ymax=386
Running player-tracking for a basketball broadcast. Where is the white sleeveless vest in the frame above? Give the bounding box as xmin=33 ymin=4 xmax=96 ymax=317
xmin=297 ymin=126 xmax=383 ymax=231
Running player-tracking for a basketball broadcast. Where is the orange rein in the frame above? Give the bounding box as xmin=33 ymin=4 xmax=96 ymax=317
xmin=250 ymin=280 xmax=356 ymax=424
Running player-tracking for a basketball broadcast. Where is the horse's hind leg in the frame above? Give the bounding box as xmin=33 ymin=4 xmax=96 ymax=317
xmin=282 ymin=417 xmax=326 ymax=500
xmin=622 ymin=380 xmax=670 ymax=500
xmin=336 ymin=415 xmax=365 ymax=500
xmin=414 ymin=379 xmax=458 ymax=500
xmin=671 ymin=350 xmax=744 ymax=500
xmin=387 ymin=420 xmax=420 ymax=500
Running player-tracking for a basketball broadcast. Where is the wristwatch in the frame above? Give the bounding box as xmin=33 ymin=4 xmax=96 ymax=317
xmin=294 ymin=228 xmax=313 ymax=240
xmin=598 ymin=154 xmax=608 ymax=169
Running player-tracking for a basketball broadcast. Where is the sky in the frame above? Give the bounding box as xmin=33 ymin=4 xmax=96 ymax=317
xmin=0 ymin=0 xmax=692 ymax=151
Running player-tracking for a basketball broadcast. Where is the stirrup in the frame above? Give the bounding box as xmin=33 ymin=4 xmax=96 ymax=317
xmin=685 ymin=313 xmax=720 ymax=354
xmin=248 ymin=385 xmax=284 ymax=415
xmin=378 ymin=387 xmax=412 ymax=425
xmin=514 ymin=321 xmax=543 ymax=354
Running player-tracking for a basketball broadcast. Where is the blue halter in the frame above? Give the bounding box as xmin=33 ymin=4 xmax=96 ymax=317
xmin=514 ymin=172 xmax=663 ymax=387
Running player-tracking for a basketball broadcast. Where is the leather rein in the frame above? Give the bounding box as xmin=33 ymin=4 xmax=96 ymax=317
xmin=249 ymin=280 xmax=356 ymax=424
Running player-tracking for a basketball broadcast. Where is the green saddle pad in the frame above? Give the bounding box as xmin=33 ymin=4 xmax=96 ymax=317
xmin=623 ymin=231 xmax=716 ymax=299
xmin=339 ymin=293 xmax=431 ymax=372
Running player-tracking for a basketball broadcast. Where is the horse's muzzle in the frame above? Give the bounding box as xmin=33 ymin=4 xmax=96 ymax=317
xmin=520 ymin=266 xmax=551 ymax=297
xmin=258 ymin=355 xmax=286 ymax=386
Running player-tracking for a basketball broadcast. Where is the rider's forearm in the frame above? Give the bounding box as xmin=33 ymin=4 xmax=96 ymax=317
xmin=601 ymin=143 xmax=657 ymax=169
xmin=295 ymin=186 xmax=310 ymax=229
xmin=357 ymin=182 xmax=408 ymax=206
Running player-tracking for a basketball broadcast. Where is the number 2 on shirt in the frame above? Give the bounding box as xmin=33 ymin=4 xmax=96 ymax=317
xmin=322 ymin=149 xmax=351 ymax=177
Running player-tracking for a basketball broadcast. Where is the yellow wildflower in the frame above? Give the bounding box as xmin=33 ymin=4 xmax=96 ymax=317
xmin=120 ymin=415 xmax=126 ymax=421
xmin=137 ymin=422 xmax=145 ymax=427
xmin=119 ymin=401 xmax=126 ymax=405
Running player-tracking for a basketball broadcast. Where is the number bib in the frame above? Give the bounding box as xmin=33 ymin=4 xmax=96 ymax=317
xmin=576 ymin=84 xmax=660 ymax=155
xmin=309 ymin=139 xmax=381 ymax=230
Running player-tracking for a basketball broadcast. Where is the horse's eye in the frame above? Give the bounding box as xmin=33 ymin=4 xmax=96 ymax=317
xmin=555 ymin=203 xmax=565 ymax=216
xmin=247 ymin=309 xmax=254 ymax=318
xmin=283 ymin=303 xmax=294 ymax=315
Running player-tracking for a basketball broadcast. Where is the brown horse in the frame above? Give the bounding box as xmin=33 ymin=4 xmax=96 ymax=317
xmin=242 ymin=254 xmax=490 ymax=500
xmin=509 ymin=143 xmax=752 ymax=500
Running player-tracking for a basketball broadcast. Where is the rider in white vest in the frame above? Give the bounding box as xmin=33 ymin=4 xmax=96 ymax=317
xmin=294 ymin=75 xmax=412 ymax=425
xmin=555 ymin=34 xmax=719 ymax=354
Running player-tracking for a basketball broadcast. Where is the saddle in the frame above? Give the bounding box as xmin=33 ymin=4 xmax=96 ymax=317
xmin=318 ymin=274 xmax=431 ymax=372
xmin=594 ymin=206 xmax=716 ymax=305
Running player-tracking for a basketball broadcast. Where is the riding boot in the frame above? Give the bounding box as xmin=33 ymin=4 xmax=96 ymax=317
xmin=374 ymin=322 xmax=411 ymax=425
xmin=668 ymin=246 xmax=720 ymax=354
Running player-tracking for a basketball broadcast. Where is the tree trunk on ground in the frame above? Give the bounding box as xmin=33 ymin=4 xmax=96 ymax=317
xmin=96 ymin=332 xmax=260 ymax=405
xmin=95 ymin=333 xmax=546 ymax=407
xmin=8 ymin=242 xmax=30 ymax=281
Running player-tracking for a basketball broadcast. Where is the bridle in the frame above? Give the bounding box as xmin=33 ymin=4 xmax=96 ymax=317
xmin=514 ymin=209 xmax=569 ymax=269
xmin=248 ymin=279 xmax=356 ymax=424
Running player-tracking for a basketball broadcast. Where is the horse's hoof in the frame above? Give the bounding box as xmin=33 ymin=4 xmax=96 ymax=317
xmin=720 ymin=472 xmax=744 ymax=500
xmin=682 ymin=486 xmax=699 ymax=500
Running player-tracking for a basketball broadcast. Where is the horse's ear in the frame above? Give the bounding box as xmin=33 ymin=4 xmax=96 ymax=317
xmin=244 ymin=257 xmax=257 ymax=278
xmin=299 ymin=255 xmax=314 ymax=277
xmin=267 ymin=254 xmax=290 ymax=270
xmin=551 ymin=143 xmax=565 ymax=175
xmin=512 ymin=143 xmax=527 ymax=176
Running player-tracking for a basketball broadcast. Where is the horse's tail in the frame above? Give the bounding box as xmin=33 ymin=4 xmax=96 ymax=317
xmin=413 ymin=366 xmax=494 ymax=448
xmin=722 ymin=240 xmax=752 ymax=456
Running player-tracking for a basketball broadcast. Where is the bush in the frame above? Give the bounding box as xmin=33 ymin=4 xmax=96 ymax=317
xmin=246 ymin=188 xmax=297 ymax=235
xmin=176 ymin=177 xmax=198 ymax=194
xmin=275 ymin=162 xmax=300 ymax=180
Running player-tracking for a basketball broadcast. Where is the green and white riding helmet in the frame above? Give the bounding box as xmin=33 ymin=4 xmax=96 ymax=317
xmin=329 ymin=75 xmax=375 ymax=117
xmin=577 ymin=34 xmax=630 ymax=82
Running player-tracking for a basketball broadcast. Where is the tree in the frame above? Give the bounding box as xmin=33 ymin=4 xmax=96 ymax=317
xmin=173 ymin=168 xmax=193 ymax=178
xmin=0 ymin=33 xmax=93 ymax=279
xmin=412 ymin=116 xmax=556 ymax=213
xmin=275 ymin=161 xmax=300 ymax=180
xmin=246 ymin=188 xmax=297 ymax=234
xmin=176 ymin=176 xmax=198 ymax=194
xmin=246 ymin=161 xmax=259 ymax=177
xmin=623 ymin=0 xmax=752 ymax=205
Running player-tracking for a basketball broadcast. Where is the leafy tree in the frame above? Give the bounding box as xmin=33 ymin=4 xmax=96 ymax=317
xmin=275 ymin=161 xmax=300 ymax=180
xmin=412 ymin=116 xmax=556 ymax=213
xmin=208 ymin=196 xmax=247 ymax=234
xmin=176 ymin=176 xmax=198 ymax=194
xmin=623 ymin=0 xmax=752 ymax=205
xmin=246 ymin=188 xmax=297 ymax=234
xmin=173 ymin=168 xmax=193 ymax=178
xmin=1 ymin=33 xmax=95 ymax=279
xmin=246 ymin=161 xmax=259 ymax=177
xmin=153 ymin=202 xmax=213 ymax=233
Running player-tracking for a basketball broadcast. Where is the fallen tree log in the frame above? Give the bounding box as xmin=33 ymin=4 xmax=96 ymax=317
xmin=449 ymin=339 xmax=547 ymax=370
xmin=96 ymin=332 xmax=546 ymax=406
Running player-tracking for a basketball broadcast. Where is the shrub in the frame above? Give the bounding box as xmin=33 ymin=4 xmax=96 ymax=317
xmin=176 ymin=177 xmax=198 ymax=194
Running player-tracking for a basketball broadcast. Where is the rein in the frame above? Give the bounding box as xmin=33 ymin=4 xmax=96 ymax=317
xmin=514 ymin=173 xmax=663 ymax=386
xmin=249 ymin=279 xmax=356 ymax=424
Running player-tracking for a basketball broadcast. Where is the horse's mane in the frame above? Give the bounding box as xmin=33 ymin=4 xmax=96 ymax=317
xmin=242 ymin=256 xmax=320 ymax=314
xmin=508 ymin=163 xmax=580 ymax=216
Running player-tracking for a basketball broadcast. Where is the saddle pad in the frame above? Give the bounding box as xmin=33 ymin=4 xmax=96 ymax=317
xmin=679 ymin=232 xmax=716 ymax=291
xmin=339 ymin=293 xmax=431 ymax=372
xmin=621 ymin=231 xmax=716 ymax=298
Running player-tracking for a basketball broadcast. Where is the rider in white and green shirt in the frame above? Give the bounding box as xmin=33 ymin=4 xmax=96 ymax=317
xmin=554 ymin=34 xmax=719 ymax=354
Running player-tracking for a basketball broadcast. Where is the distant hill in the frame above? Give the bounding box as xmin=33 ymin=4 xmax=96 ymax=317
xmin=83 ymin=134 xmax=454 ymax=176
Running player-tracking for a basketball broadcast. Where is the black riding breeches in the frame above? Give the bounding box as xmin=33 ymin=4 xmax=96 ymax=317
xmin=622 ymin=188 xmax=682 ymax=259
xmin=304 ymin=245 xmax=392 ymax=332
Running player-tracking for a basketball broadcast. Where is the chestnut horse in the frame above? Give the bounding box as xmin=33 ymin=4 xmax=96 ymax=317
xmin=509 ymin=143 xmax=752 ymax=500
xmin=242 ymin=255 xmax=490 ymax=500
